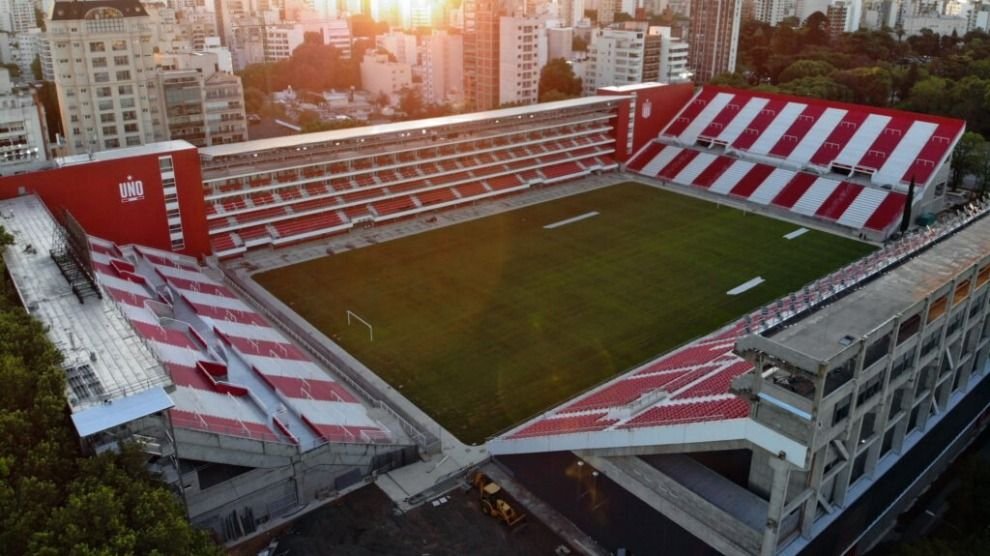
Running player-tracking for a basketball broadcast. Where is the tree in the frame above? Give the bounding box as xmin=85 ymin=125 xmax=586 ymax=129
xmin=30 ymin=56 xmax=41 ymax=81
xmin=832 ymin=66 xmax=892 ymax=106
xmin=949 ymin=131 xmax=986 ymax=190
xmin=538 ymin=58 xmax=582 ymax=102
xmin=777 ymin=75 xmax=853 ymax=101
xmin=777 ymin=60 xmax=836 ymax=84
xmin=244 ymin=86 xmax=267 ymax=115
xmin=35 ymin=81 xmax=63 ymax=143
xmin=1 ymin=63 xmax=20 ymax=79
xmin=614 ymin=12 xmax=634 ymax=22
xmin=572 ymin=35 xmax=588 ymax=52
xmin=0 ymin=225 xmax=221 ymax=556
xmin=398 ymin=87 xmax=424 ymax=118
xmin=802 ymin=11 xmax=831 ymax=47
xmin=708 ymin=72 xmax=750 ymax=87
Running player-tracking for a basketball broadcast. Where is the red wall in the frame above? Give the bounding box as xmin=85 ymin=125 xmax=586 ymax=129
xmin=0 ymin=145 xmax=210 ymax=258
xmin=599 ymin=83 xmax=697 ymax=161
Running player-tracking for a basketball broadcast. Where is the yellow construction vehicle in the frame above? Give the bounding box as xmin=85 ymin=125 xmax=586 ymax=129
xmin=471 ymin=472 xmax=526 ymax=527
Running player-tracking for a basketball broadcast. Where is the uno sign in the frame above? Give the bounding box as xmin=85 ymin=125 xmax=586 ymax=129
xmin=119 ymin=175 xmax=145 ymax=204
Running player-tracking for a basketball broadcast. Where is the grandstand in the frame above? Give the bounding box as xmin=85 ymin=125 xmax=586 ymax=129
xmin=88 ymin=241 xmax=395 ymax=447
xmin=197 ymin=97 xmax=624 ymax=257
xmin=0 ymin=194 xmax=415 ymax=543
xmin=1 ymin=81 xmax=982 ymax=555
xmin=627 ymin=86 xmax=965 ymax=239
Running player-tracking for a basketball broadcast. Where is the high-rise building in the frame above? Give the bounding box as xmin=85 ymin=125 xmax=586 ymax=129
xmin=0 ymin=66 xmax=48 ymax=174
xmin=753 ymin=0 xmax=795 ymax=24
xmin=654 ymin=25 xmax=691 ymax=83
xmin=464 ymin=0 xmax=501 ymax=110
xmin=688 ymin=0 xmax=740 ymax=82
xmin=498 ymin=15 xmax=544 ymax=106
xmin=0 ymin=0 xmax=36 ymax=33
xmin=154 ymin=51 xmax=247 ymax=146
xmin=360 ymin=51 xmax=412 ymax=102
xmin=598 ymin=0 xmax=617 ymax=24
xmin=422 ymin=29 xmax=464 ymax=105
xmin=583 ymin=22 xmax=661 ymax=94
xmin=48 ymin=0 xmax=167 ymax=153
xmin=826 ymin=0 xmax=861 ymax=34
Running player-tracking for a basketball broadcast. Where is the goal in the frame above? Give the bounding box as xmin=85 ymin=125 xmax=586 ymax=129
xmin=346 ymin=310 xmax=374 ymax=342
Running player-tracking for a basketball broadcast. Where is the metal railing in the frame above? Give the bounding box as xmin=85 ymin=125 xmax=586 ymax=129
xmin=743 ymin=196 xmax=990 ymax=336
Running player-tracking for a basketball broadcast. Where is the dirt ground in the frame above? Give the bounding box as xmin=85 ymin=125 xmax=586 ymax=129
xmin=254 ymin=483 xmax=570 ymax=556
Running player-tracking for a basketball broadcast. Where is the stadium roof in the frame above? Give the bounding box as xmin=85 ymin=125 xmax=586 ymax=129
xmin=56 ymin=140 xmax=196 ymax=167
xmin=598 ymin=82 xmax=667 ymax=93
xmin=661 ymin=86 xmax=965 ymax=188
xmin=0 ymin=195 xmax=171 ymax=430
xmin=744 ymin=212 xmax=990 ymax=365
xmin=198 ymin=96 xmax=628 ymax=160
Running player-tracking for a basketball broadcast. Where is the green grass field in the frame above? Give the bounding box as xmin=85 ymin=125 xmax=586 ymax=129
xmin=255 ymin=183 xmax=874 ymax=443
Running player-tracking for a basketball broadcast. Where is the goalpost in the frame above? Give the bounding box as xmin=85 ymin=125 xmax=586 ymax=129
xmin=346 ymin=310 xmax=374 ymax=342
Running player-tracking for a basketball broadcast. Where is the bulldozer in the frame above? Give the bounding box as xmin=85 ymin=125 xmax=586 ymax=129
xmin=471 ymin=472 xmax=526 ymax=527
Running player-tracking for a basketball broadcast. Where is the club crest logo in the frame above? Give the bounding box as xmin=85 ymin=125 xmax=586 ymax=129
xmin=119 ymin=175 xmax=145 ymax=203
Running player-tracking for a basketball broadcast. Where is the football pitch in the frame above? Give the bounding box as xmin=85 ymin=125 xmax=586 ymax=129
xmin=255 ymin=183 xmax=874 ymax=443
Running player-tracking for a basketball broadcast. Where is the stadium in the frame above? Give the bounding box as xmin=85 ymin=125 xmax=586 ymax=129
xmin=2 ymin=81 xmax=989 ymax=556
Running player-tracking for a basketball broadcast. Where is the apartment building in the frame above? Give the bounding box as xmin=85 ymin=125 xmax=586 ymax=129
xmin=498 ymin=15 xmax=544 ymax=106
xmin=0 ymin=66 xmax=47 ymax=174
xmin=48 ymin=0 xmax=166 ymax=153
xmin=155 ymin=51 xmax=247 ymax=146
xmin=583 ymin=22 xmax=661 ymax=94
xmin=688 ymin=0 xmax=741 ymax=82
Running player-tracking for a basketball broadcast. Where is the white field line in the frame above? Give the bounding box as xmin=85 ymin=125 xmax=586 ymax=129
xmin=783 ymin=227 xmax=810 ymax=240
xmin=544 ymin=211 xmax=600 ymax=229
xmin=727 ymin=276 xmax=765 ymax=295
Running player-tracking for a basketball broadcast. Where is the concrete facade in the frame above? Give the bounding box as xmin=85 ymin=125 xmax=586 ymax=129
xmin=583 ymin=23 xmax=661 ymax=94
xmin=0 ymin=66 xmax=48 ymax=174
xmin=688 ymin=0 xmax=741 ymax=82
xmin=48 ymin=0 xmax=167 ymax=153
xmin=731 ymin=208 xmax=990 ymax=554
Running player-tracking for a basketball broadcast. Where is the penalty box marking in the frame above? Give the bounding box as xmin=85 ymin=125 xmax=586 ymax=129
xmin=727 ymin=276 xmax=765 ymax=296
xmin=544 ymin=211 xmax=600 ymax=229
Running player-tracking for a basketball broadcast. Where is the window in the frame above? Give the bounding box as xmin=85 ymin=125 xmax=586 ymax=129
xmin=104 ymin=138 xmax=119 ymax=148
xmin=99 ymin=113 xmax=115 ymax=123
xmin=120 ymin=98 xmax=135 ymax=108
xmin=158 ymin=156 xmax=174 ymax=172
xmin=122 ymin=110 xmax=136 ymax=121
xmin=115 ymin=70 xmax=131 ymax=80
xmin=97 ymin=100 xmax=113 ymax=111
xmin=91 ymin=57 xmax=107 ymax=68
xmin=897 ymin=314 xmax=921 ymax=344
xmin=93 ymin=72 xmax=110 ymax=83
xmin=118 ymin=85 xmax=133 ymax=95
xmin=101 ymin=125 xmax=116 ymax=135
xmin=113 ymin=55 xmax=129 ymax=65
xmin=96 ymin=86 xmax=112 ymax=97
xmin=89 ymin=42 xmax=105 ymax=52
xmin=123 ymin=123 xmax=138 ymax=133
xmin=111 ymin=40 xmax=127 ymax=51
xmin=125 ymin=136 xmax=141 ymax=146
